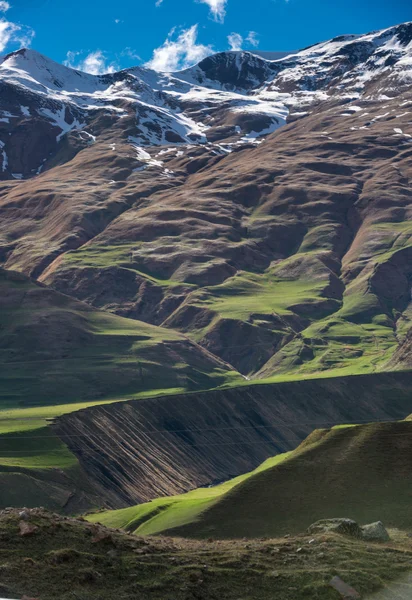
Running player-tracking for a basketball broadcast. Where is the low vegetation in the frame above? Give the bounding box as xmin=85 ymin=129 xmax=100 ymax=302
xmin=2 ymin=509 xmax=412 ymax=600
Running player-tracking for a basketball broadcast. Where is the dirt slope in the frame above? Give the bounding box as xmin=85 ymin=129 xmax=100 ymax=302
xmin=2 ymin=508 xmax=412 ymax=600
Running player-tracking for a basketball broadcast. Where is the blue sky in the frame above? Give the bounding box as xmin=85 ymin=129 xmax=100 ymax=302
xmin=1 ymin=0 xmax=411 ymax=73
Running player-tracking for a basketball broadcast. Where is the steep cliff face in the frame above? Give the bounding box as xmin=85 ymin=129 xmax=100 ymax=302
xmin=53 ymin=372 xmax=412 ymax=508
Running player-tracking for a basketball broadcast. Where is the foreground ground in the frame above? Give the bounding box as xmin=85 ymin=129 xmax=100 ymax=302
xmin=1 ymin=509 xmax=412 ymax=600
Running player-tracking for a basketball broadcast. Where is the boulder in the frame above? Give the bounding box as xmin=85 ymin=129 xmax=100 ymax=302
xmin=307 ymin=518 xmax=363 ymax=538
xmin=19 ymin=521 xmax=38 ymax=537
xmin=329 ymin=576 xmax=361 ymax=598
xmin=361 ymin=521 xmax=390 ymax=542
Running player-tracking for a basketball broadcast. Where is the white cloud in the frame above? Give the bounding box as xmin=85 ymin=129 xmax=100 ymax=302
xmin=228 ymin=31 xmax=259 ymax=52
xmin=121 ymin=47 xmax=141 ymax=62
xmin=246 ymin=31 xmax=259 ymax=48
xmin=228 ymin=32 xmax=242 ymax=51
xmin=198 ymin=0 xmax=227 ymax=23
xmin=0 ymin=20 xmax=16 ymax=52
xmin=0 ymin=19 xmax=34 ymax=53
xmin=0 ymin=0 xmax=35 ymax=52
xmin=145 ymin=25 xmax=213 ymax=72
xmin=64 ymin=50 xmax=118 ymax=75
xmin=155 ymin=0 xmax=164 ymax=5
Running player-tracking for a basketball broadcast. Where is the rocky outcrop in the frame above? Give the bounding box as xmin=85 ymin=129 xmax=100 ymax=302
xmin=308 ymin=518 xmax=363 ymax=538
xmin=308 ymin=519 xmax=390 ymax=542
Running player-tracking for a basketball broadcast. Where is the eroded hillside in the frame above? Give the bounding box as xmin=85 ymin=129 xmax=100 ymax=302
xmin=53 ymin=372 xmax=412 ymax=508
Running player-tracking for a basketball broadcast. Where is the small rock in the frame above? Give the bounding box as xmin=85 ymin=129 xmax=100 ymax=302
xmin=361 ymin=521 xmax=390 ymax=542
xmin=19 ymin=511 xmax=29 ymax=521
xmin=308 ymin=518 xmax=362 ymax=538
xmin=19 ymin=522 xmax=38 ymax=537
xmin=268 ymin=571 xmax=280 ymax=578
xmin=133 ymin=547 xmax=150 ymax=555
xmin=278 ymin=545 xmax=293 ymax=553
xmin=329 ymin=575 xmax=360 ymax=598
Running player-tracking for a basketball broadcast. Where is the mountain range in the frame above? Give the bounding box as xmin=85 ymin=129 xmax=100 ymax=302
xmin=1 ymin=21 xmax=412 ymax=541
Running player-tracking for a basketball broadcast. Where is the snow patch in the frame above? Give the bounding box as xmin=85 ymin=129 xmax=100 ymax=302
xmin=0 ymin=140 xmax=8 ymax=172
xmin=41 ymin=107 xmax=84 ymax=142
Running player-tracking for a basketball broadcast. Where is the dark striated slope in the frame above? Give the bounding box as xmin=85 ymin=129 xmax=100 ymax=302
xmin=53 ymin=371 xmax=412 ymax=508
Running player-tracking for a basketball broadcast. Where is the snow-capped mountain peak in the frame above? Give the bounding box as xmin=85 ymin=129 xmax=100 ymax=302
xmin=0 ymin=22 xmax=412 ymax=180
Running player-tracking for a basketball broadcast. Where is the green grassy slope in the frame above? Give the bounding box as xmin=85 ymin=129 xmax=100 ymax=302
xmin=124 ymin=420 xmax=412 ymax=539
xmin=51 ymin=239 xmax=402 ymax=379
xmin=0 ymin=427 xmax=76 ymax=469
xmin=3 ymin=508 xmax=412 ymax=600
xmin=0 ymin=268 xmax=238 ymax=412
xmin=86 ymin=452 xmax=292 ymax=534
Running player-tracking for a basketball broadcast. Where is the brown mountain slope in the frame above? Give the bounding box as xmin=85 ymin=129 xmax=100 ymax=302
xmin=1 ymin=28 xmax=412 ymax=377
xmin=36 ymin=93 xmax=412 ymax=376
xmin=386 ymin=327 xmax=412 ymax=370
